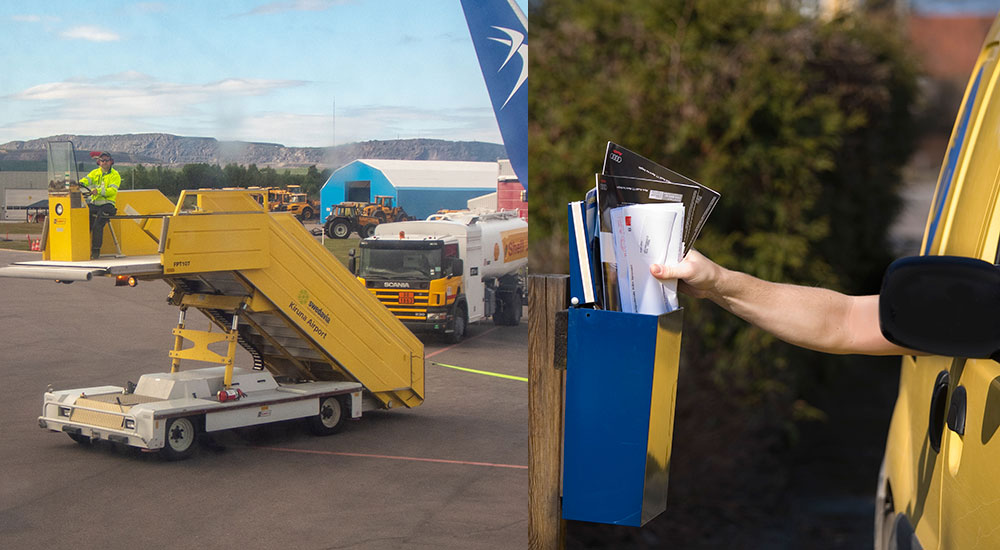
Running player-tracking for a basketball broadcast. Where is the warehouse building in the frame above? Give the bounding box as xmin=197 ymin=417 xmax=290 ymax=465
xmin=0 ymin=172 xmax=47 ymax=221
xmin=319 ymin=159 xmax=500 ymax=221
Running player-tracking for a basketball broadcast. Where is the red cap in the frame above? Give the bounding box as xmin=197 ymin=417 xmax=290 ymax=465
xmin=89 ymin=151 xmax=102 ymax=158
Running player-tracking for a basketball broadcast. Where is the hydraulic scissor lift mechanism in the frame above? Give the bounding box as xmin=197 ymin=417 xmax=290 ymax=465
xmin=0 ymin=186 xmax=424 ymax=459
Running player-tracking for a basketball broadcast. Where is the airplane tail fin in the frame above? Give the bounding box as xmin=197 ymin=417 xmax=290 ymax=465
xmin=461 ymin=0 xmax=528 ymax=190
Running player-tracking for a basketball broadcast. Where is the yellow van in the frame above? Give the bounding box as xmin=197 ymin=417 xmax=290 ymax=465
xmin=875 ymin=14 xmax=1000 ymax=550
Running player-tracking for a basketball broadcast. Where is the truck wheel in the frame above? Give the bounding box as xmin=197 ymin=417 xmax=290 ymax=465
xmin=493 ymin=290 xmax=522 ymax=326
xmin=301 ymin=207 xmax=313 ymax=220
xmin=493 ymin=301 xmax=510 ymax=326
xmin=507 ymin=290 xmax=523 ymax=325
xmin=331 ymin=221 xmax=350 ymax=239
xmin=161 ymin=416 xmax=198 ymax=461
xmin=308 ymin=396 xmax=345 ymax=435
xmin=448 ymin=312 xmax=467 ymax=344
xmin=364 ymin=224 xmax=377 ymax=238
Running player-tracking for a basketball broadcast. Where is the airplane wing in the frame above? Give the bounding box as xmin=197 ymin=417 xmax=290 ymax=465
xmin=460 ymin=0 xmax=528 ymax=190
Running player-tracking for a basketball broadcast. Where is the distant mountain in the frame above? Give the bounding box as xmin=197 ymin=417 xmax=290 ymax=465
xmin=0 ymin=133 xmax=508 ymax=169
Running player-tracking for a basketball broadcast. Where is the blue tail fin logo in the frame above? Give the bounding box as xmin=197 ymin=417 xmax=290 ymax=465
xmin=461 ymin=0 xmax=528 ymax=190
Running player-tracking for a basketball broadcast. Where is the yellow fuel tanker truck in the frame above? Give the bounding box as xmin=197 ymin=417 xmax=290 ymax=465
xmin=354 ymin=210 xmax=528 ymax=343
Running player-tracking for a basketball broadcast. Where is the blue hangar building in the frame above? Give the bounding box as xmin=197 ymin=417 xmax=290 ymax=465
xmin=319 ymin=159 xmax=500 ymax=221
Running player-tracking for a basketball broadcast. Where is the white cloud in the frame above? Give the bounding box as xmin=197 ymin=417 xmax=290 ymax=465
xmin=239 ymin=0 xmax=353 ymax=16
xmin=60 ymin=25 xmax=121 ymax=42
xmin=1 ymin=75 xmax=501 ymax=147
xmin=218 ymin=106 xmax=500 ymax=147
xmin=12 ymin=74 xmax=302 ymax=105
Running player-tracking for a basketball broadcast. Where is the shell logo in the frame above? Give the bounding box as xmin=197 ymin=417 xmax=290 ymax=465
xmin=494 ymin=243 xmax=500 ymax=261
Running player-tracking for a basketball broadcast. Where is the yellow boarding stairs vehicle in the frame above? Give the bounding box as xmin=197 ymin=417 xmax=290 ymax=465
xmin=0 ymin=147 xmax=424 ymax=459
xmin=874 ymin=14 xmax=1000 ymax=550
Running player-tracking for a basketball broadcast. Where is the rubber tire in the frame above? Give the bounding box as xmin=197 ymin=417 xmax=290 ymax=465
xmin=448 ymin=311 xmax=467 ymax=344
xmin=493 ymin=290 xmax=523 ymax=326
xmin=308 ymin=396 xmax=345 ymax=436
xmin=507 ymin=290 xmax=523 ymax=325
xmin=68 ymin=433 xmax=92 ymax=446
xmin=364 ymin=224 xmax=377 ymax=238
xmin=331 ymin=221 xmax=350 ymax=239
xmin=493 ymin=299 xmax=510 ymax=326
xmin=161 ymin=416 xmax=198 ymax=461
xmin=301 ymin=207 xmax=313 ymax=220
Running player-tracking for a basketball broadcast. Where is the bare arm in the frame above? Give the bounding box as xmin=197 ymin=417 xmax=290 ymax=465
xmin=650 ymin=250 xmax=919 ymax=356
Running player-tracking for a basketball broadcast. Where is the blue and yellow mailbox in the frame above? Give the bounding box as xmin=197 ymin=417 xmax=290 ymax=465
xmin=562 ymin=307 xmax=683 ymax=526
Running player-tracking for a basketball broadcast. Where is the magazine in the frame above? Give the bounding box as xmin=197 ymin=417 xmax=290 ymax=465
xmin=601 ymin=141 xmax=719 ymax=253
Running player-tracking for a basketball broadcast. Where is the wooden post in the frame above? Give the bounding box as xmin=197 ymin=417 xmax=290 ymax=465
xmin=528 ymin=274 xmax=568 ymax=550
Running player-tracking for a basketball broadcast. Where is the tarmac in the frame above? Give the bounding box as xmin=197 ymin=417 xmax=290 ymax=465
xmin=0 ymin=248 xmax=527 ymax=549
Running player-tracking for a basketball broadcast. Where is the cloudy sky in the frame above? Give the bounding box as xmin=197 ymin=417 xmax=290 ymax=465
xmin=0 ymin=0 xmax=527 ymax=147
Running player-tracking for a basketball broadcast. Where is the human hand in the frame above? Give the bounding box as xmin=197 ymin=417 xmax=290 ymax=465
xmin=649 ymin=249 xmax=723 ymax=299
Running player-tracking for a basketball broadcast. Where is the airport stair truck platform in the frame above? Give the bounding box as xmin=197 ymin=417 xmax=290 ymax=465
xmin=0 ymin=187 xmax=424 ymax=459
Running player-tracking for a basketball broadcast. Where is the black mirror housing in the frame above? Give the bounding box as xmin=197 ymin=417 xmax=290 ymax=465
xmin=451 ymin=258 xmax=464 ymax=278
xmin=879 ymin=255 xmax=1000 ymax=359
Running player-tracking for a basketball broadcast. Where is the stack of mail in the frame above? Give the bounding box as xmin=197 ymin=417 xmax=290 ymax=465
xmin=568 ymin=142 xmax=720 ymax=313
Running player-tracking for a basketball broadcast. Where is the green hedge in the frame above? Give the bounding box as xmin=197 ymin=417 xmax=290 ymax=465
xmin=529 ymin=0 xmax=918 ymax=411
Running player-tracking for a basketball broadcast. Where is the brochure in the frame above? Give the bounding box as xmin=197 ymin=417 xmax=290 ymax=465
xmin=601 ymin=141 xmax=719 ymax=254
xmin=568 ymin=200 xmax=597 ymax=305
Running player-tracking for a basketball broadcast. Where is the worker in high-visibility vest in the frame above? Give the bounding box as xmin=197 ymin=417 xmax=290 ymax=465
xmin=80 ymin=151 xmax=121 ymax=259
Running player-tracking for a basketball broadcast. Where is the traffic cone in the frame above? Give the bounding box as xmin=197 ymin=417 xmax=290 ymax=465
xmin=30 ymin=239 xmax=40 ymax=251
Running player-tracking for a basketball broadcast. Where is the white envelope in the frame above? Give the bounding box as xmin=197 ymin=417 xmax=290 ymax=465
xmin=610 ymin=203 xmax=684 ymax=314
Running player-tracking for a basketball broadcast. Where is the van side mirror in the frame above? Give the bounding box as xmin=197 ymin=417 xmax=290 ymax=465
xmin=450 ymin=258 xmax=464 ymax=278
xmin=879 ymin=255 xmax=1000 ymax=359
xmin=348 ymin=249 xmax=357 ymax=275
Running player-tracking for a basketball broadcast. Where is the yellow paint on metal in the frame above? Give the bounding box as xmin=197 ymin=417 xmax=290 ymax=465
xmin=70 ymin=397 xmax=132 ymax=429
xmin=168 ymin=328 xmax=237 ymax=365
xmin=924 ymin=40 xmax=1000 ymax=257
xmin=108 ymin=190 xmax=176 ymax=256
xmin=161 ymin=212 xmax=270 ymax=275
xmin=47 ymin=195 xmax=91 ymax=261
xmin=500 ymin=227 xmax=528 ymax=262
xmin=882 ymin=16 xmax=1000 ymax=549
xmin=641 ymin=310 xmax=683 ymax=525
xmin=242 ymin=212 xmax=424 ymax=407
xmin=170 ymin=319 xmax=186 ymax=373
xmin=39 ymin=187 xmax=424 ymax=410
xmin=179 ymin=294 xmax=248 ymax=311
xmin=367 ymin=275 xmax=462 ymax=320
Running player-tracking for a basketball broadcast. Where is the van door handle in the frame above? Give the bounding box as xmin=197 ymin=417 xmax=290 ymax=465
xmin=928 ymin=371 xmax=950 ymax=452
xmin=947 ymin=385 xmax=967 ymax=435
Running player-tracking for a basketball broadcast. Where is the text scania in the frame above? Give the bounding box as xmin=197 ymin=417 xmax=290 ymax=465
xmin=288 ymin=301 xmax=328 ymax=340
xmin=384 ymin=282 xmax=411 ymax=288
